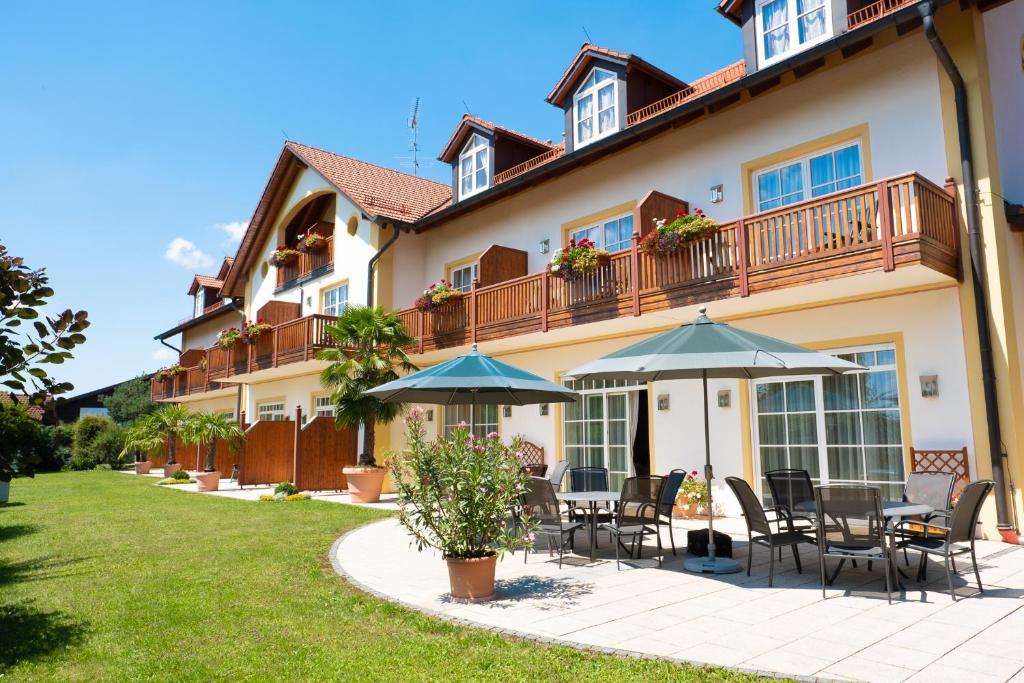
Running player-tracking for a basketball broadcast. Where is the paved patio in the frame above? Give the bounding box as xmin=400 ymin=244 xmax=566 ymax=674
xmin=334 ymin=517 xmax=1024 ymax=681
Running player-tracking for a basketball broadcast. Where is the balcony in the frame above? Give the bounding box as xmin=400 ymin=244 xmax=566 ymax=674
xmin=395 ymin=172 xmax=961 ymax=355
xmin=150 ymin=314 xmax=338 ymax=400
xmin=275 ymin=234 xmax=334 ymax=291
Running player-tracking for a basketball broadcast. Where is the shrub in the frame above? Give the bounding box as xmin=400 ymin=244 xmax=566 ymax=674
xmin=70 ymin=415 xmax=123 ymax=470
xmin=274 ymin=481 xmax=298 ymax=496
xmin=389 ymin=407 xmax=534 ymax=559
xmin=158 ymin=477 xmax=195 ymax=485
xmin=171 ymin=468 xmax=191 ymax=481
xmin=0 ymin=402 xmax=43 ymax=482
xmin=39 ymin=423 xmax=73 ymax=471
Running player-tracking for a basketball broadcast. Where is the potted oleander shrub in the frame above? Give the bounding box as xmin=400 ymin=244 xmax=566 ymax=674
xmin=675 ymin=469 xmax=708 ymax=518
xmin=317 ymin=306 xmax=417 ymax=503
xmin=182 ymin=412 xmax=244 ymax=492
xmin=390 ymin=408 xmax=533 ymax=602
xmin=0 ymin=402 xmax=43 ymax=505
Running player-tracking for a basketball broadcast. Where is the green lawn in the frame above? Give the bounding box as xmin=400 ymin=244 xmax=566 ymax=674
xmin=0 ymin=471 xmax=761 ymax=682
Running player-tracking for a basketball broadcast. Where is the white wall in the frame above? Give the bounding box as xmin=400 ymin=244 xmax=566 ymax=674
xmin=246 ymin=373 xmax=325 ymax=423
xmin=385 ymin=287 xmax=974 ymax=517
xmin=181 ymin=312 xmax=238 ymax=351
xmin=983 ymin=0 xmax=1024 ymax=202
xmin=390 ymin=38 xmax=948 ymax=305
xmin=246 ymin=167 xmax=379 ymax=320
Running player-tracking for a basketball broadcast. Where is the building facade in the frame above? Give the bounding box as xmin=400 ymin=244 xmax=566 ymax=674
xmin=150 ymin=0 xmax=1024 ymax=536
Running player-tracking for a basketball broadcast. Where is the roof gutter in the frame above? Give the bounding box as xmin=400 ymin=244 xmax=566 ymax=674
xmin=919 ymin=1 xmax=1013 ymax=537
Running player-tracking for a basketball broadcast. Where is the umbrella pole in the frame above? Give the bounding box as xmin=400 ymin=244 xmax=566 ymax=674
xmin=683 ymin=370 xmax=739 ymax=574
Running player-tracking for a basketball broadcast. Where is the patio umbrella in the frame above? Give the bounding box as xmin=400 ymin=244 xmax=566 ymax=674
xmin=565 ymin=306 xmax=863 ymax=574
xmin=365 ymin=343 xmax=579 ymax=431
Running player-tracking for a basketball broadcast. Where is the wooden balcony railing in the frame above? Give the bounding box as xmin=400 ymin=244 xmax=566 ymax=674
xmin=848 ymin=0 xmax=918 ymax=30
xmin=626 ymin=62 xmax=747 ymax=127
xmin=151 ymin=314 xmax=339 ymax=400
xmin=397 ymin=172 xmax=960 ymax=355
xmin=275 ymin=235 xmax=334 ymax=288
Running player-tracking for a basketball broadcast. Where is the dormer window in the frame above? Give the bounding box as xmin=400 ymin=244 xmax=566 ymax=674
xmin=458 ymin=134 xmax=489 ymax=199
xmin=756 ymin=0 xmax=831 ymax=67
xmin=573 ymin=67 xmax=618 ymax=148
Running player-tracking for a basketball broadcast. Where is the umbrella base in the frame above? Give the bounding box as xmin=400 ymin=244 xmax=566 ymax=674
xmin=683 ymin=556 xmax=740 ymax=574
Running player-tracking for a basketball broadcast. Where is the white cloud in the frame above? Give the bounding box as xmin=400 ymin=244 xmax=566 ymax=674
xmin=152 ymin=347 xmax=177 ymax=362
xmin=164 ymin=237 xmax=214 ymax=269
xmin=217 ymin=221 xmax=248 ymax=245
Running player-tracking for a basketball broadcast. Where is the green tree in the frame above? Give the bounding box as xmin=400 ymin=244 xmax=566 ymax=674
xmin=182 ymin=412 xmax=244 ymax=472
xmin=316 ymin=306 xmax=417 ymax=466
xmin=0 ymin=402 xmax=42 ymax=482
xmin=100 ymin=375 xmax=158 ymax=425
xmin=0 ymin=244 xmax=89 ymax=405
xmin=120 ymin=405 xmax=192 ymax=465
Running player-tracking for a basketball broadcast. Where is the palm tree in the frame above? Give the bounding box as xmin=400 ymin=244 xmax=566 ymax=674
xmin=316 ymin=306 xmax=417 ymax=466
xmin=182 ymin=412 xmax=245 ymax=472
xmin=120 ymin=404 xmax=192 ymax=465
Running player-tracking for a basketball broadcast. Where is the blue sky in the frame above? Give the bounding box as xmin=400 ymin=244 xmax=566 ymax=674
xmin=1 ymin=1 xmax=740 ymax=395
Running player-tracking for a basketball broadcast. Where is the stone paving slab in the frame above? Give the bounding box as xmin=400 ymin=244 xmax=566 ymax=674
xmin=334 ymin=517 xmax=1024 ymax=681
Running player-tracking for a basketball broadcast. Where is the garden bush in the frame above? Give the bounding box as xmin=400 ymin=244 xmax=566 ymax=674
xmin=171 ymin=468 xmax=190 ymax=481
xmin=70 ymin=415 xmax=124 ymax=470
xmin=38 ymin=423 xmax=73 ymax=471
xmin=274 ymin=481 xmax=298 ymax=496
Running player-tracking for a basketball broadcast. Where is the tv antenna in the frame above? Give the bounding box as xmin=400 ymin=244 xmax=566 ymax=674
xmin=407 ymin=97 xmax=421 ymax=175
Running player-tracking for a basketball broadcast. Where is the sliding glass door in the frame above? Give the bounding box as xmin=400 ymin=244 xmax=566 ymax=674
xmin=753 ymin=344 xmax=905 ymax=502
xmin=562 ymin=378 xmax=638 ymax=490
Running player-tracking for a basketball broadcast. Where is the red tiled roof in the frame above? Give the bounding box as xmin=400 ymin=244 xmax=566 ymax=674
xmin=285 ymin=141 xmax=451 ymax=224
xmin=0 ymin=393 xmax=48 ymax=421
xmin=716 ymin=0 xmax=744 ymax=26
xmin=187 ymin=274 xmax=223 ymax=296
xmin=546 ymin=43 xmax=686 ymax=108
xmin=438 ymin=114 xmax=556 ymax=163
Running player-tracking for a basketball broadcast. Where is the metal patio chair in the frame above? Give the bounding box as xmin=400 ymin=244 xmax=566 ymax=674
xmin=600 ymin=476 xmax=664 ymax=570
xmin=521 ymin=476 xmax=583 ymax=568
xmin=814 ymin=485 xmax=894 ymax=604
xmin=656 ymin=469 xmax=686 ymax=555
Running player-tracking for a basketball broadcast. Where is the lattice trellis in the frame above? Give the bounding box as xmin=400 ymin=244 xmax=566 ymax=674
xmin=910 ymin=447 xmax=971 ymax=499
xmin=517 ymin=440 xmax=545 ymax=467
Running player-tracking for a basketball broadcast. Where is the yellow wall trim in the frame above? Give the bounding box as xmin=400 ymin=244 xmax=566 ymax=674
xmin=443 ymin=251 xmax=483 ymax=283
xmin=317 ymin=279 xmax=350 ymax=314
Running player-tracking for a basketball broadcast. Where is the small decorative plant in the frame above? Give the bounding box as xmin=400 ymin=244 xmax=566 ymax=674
xmin=217 ymin=327 xmax=243 ymax=350
xmin=172 ymin=468 xmax=191 ymax=481
xmin=677 ymin=469 xmax=709 ymax=510
xmin=268 ymin=245 xmax=300 ymax=267
xmin=640 ymin=208 xmax=720 ymax=256
xmin=244 ymin=319 xmax=272 ymax=340
xmin=274 ymin=481 xmax=298 ymax=496
xmin=547 ymin=237 xmax=610 ymax=281
xmin=390 ymin=408 xmax=534 ymax=560
xmin=297 ymin=232 xmax=328 ymax=252
xmin=154 ymin=365 xmax=185 ymax=382
xmin=198 ymin=358 xmax=207 ymax=370
xmin=414 ymin=280 xmax=464 ymax=312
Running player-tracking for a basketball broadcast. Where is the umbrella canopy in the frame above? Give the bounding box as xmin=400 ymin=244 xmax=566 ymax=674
xmin=567 ymin=308 xmax=864 ymax=381
xmin=366 ymin=344 xmax=578 ymax=406
xmin=566 ymin=307 xmax=862 ymax=574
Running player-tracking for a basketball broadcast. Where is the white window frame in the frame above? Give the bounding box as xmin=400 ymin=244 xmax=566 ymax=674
xmin=750 ymin=343 xmax=906 ymax=499
xmin=442 ymin=404 xmax=499 ymax=439
xmin=256 ymin=401 xmax=286 ymax=422
xmin=313 ymin=395 xmax=335 ymax=418
xmin=321 ymin=283 xmax=349 ymax=317
xmin=569 ymin=212 xmax=634 ymax=254
xmin=753 ymin=141 xmax=863 ymax=212
xmin=572 ymin=67 xmax=619 ymax=149
xmin=194 ymin=289 xmax=205 ymax=318
xmin=755 ymin=0 xmax=833 ymax=68
xmin=561 ymin=377 xmax=641 ymax=491
xmin=449 ymin=262 xmax=478 ymax=293
xmin=458 ymin=134 xmax=489 ymax=200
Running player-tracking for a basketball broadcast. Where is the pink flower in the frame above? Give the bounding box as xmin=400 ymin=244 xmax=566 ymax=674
xmin=458 ymin=421 xmax=467 ymax=428
xmin=487 ymin=431 xmax=499 ymax=439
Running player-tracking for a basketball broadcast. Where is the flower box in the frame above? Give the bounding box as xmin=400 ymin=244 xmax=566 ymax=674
xmin=640 ymin=209 xmax=719 ymax=256
xmin=296 ymin=232 xmax=329 ymax=253
xmin=415 ymin=280 xmax=465 ymax=313
xmin=268 ymin=246 xmax=300 ymax=267
xmin=217 ymin=327 xmax=243 ymax=350
xmin=244 ymin=319 xmax=272 ymax=341
xmin=547 ymin=237 xmax=610 ymax=281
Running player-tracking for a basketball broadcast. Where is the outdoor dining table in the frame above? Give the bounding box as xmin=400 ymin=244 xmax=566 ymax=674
xmin=556 ymin=490 xmax=621 ymax=563
xmin=793 ymin=499 xmax=934 ymax=589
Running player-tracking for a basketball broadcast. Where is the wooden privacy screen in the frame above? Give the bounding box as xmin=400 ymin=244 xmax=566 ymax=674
xmin=197 ymin=438 xmax=238 ymax=475
xmin=150 ymin=435 xmax=194 ymax=469
xmin=239 ymin=421 xmax=295 ymax=486
xmin=478 ymin=245 xmax=529 ymax=287
xmin=634 ymin=190 xmax=689 ymax=237
xmin=256 ymin=300 xmax=301 ymax=326
xmin=910 ymin=447 xmax=971 ymax=498
xmin=296 ymin=416 xmax=358 ymax=491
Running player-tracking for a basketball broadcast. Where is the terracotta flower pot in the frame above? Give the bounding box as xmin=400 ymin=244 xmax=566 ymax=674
xmin=446 ymin=554 xmax=497 ymax=602
xmin=195 ymin=471 xmax=220 ymax=492
xmin=134 ymin=461 xmax=152 ymax=475
xmin=163 ymin=463 xmax=183 ymax=479
xmin=343 ymin=467 xmax=386 ymax=503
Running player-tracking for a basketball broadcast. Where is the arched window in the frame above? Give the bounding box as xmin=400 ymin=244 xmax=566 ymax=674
xmin=458 ymin=134 xmax=489 ymax=200
xmin=573 ymin=67 xmax=618 ymax=148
